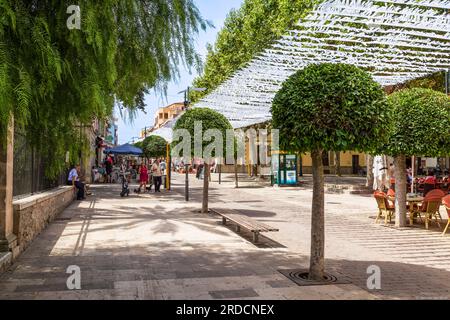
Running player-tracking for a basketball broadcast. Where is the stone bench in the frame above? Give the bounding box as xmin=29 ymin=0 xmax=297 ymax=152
xmin=13 ymin=186 xmax=75 ymax=253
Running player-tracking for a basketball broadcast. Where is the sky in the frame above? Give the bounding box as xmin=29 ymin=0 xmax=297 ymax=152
xmin=116 ymin=0 xmax=244 ymax=145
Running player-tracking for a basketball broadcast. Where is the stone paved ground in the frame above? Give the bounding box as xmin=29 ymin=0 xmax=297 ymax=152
xmin=0 ymin=173 xmax=449 ymax=300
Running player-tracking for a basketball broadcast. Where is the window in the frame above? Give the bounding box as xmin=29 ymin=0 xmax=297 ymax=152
xmin=322 ymin=152 xmax=330 ymax=166
xmin=164 ymin=113 xmax=169 ymax=119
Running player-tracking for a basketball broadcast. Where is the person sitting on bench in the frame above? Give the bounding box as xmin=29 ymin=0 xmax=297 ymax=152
xmin=68 ymin=164 xmax=85 ymax=200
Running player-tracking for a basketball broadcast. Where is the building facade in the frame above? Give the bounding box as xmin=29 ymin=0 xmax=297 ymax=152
xmin=153 ymin=103 xmax=184 ymax=131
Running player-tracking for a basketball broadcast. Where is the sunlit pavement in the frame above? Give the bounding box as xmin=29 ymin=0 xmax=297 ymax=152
xmin=0 ymin=173 xmax=449 ymax=300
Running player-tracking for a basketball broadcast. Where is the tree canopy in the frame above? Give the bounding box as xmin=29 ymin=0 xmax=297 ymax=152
xmin=271 ymin=63 xmax=390 ymax=154
xmin=386 ymin=71 xmax=447 ymax=95
xmin=0 ymin=0 xmax=207 ymax=176
xmin=383 ymin=88 xmax=450 ymax=157
xmin=142 ymin=135 xmax=167 ymax=159
xmin=172 ymin=108 xmax=232 ymax=159
xmin=190 ymin=0 xmax=318 ymax=102
xmin=134 ymin=141 xmax=144 ymax=150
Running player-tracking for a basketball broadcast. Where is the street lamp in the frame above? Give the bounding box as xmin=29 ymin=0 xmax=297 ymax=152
xmin=178 ymin=86 xmax=207 ymax=110
xmin=142 ymin=126 xmax=149 ymax=139
xmin=177 ymin=86 xmax=207 ymax=201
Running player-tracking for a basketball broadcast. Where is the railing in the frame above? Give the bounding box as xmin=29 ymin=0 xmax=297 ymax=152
xmin=13 ymin=131 xmax=66 ymax=198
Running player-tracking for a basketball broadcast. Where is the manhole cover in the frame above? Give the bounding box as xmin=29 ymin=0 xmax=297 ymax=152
xmin=278 ymin=269 xmax=351 ymax=287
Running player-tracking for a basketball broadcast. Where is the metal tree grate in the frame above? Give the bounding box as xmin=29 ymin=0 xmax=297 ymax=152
xmin=278 ymin=269 xmax=351 ymax=287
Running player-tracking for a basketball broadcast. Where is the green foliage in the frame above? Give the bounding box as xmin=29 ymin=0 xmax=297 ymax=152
xmin=134 ymin=141 xmax=143 ymax=150
xmin=0 ymin=0 xmax=207 ymax=177
xmin=172 ymin=108 xmax=232 ymax=158
xmin=383 ymin=88 xmax=450 ymax=157
xmin=271 ymin=63 xmax=390 ymax=153
xmin=387 ymin=71 xmax=446 ymax=94
xmin=142 ymin=135 xmax=167 ymax=159
xmin=190 ymin=0 xmax=319 ymax=102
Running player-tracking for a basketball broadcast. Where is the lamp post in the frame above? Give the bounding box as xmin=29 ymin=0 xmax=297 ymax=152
xmin=177 ymin=86 xmax=207 ymax=201
xmin=142 ymin=127 xmax=148 ymax=139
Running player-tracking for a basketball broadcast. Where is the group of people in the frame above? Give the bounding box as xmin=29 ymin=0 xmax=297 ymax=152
xmin=385 ymin=164 xmax=446 ymax=196
xmin=91 ymin=154 xmax=115 ymax=183
xmin=68 ymin=156 xmax=168 ymax=201
xmin=135 ymin=159 xmax=166 ymax=194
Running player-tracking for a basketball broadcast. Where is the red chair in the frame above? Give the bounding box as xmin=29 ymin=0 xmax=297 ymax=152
xmin=418 ymin=190 xmax=445 ymax=229
xmin=387 ymin=189 xmax=395 ymax=197
xmin=443 ymin=195 xmax=450 ymax=236
xmin=374 ymin=191 xmax=394 ymax=225
xmin=427 ymin=189 xmax=446 ymax=197
xmin=441 ymin=177 xmax=450 ymax=193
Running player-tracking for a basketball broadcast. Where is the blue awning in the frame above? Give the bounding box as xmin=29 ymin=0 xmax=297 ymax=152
xmin=104 ymin=143 xmax=143 ymax=156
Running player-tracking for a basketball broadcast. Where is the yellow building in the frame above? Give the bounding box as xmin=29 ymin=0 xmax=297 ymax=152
xmin=233 ymin=125 xmax=368 ymax=176
xmin=140 ymin=102 xmax=185 ymax=139
xmin=153 ymin=102 xmax=184 ymax=130
xmin=300 ymin=151 xmax=367 ymax=175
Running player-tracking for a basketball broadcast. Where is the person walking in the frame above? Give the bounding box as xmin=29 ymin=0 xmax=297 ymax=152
xmin=152 ymin=159 xmax=162 ymax=192
xmin=196 ymin=163 xmax=204 ymax=180
xmin=160 ymin=159 xmax=167 ymax=176
xmin=68 ymin=164 xmax=85 ymax=200
xmin=136 ymin=163 xmax=149 ymax=193
xmin=105 ymin=155 xmax=113 ymax=183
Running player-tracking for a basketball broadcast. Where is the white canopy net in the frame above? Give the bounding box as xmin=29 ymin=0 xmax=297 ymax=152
xmin=150 ymin=118 xmax=177 ymax=143
xmin=194 ymin=0 xmax=450 ymax=128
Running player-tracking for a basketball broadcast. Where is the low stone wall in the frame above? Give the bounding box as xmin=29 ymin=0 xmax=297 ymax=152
xmin=218 ymin=165 xmax=248 ymax=174
xmin=0 ymin=252 xmax=12 ymax=273
xmin=13 ymin=186 xmax=75 ymax=254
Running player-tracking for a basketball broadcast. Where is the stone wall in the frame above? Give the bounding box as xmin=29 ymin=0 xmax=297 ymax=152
xmin=13 ymin=186 xmax=75 ymax=254
xmin=0 ymin=252 xmax=12 ymax=273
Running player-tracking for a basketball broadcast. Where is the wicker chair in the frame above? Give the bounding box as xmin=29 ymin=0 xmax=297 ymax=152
xmin=418 ymin=189 xmax=445 ymax=230
xmin=374 ymin=191 xmax=395 ymax=225
xmin=442 ymin=195 xmax=450 ymax=236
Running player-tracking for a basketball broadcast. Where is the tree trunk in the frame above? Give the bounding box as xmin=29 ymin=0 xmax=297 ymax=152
xmin=334 ymin=152 xmax=341 ymax=177
xmin=394 ymin=155 xmax=407 ymax=227
xmin=202 ymin=163 xmax=210 ymax=214
xmin=252 ymin=165 xmax=258 ymax=178
xmin=309 ymin=149 xmax=325 ymax=281
xmin=366 ymin=155 xmax=374 ymax=188
xmin=234 ymin=162 xmax=239 ymax=188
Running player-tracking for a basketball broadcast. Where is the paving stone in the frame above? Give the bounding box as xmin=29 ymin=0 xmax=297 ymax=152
xmin=209 ymin=288 xmax=259 ymax=299
xmin=1 ymin=175 xmax=449 ymax=300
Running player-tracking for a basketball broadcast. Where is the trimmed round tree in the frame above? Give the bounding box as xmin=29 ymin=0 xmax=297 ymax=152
xmin=383 ymin=88 xmax=450 ymax=227
xmin=173 ymin=108 xmax=232 ymax=213
xmin=143 ymin=135 xmax=168 ymax=159
xmin=272 ymin=63 xmax=390 ymax=280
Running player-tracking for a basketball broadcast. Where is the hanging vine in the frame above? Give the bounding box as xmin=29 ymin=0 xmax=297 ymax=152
xmin=0 ymin=0 xmax=209 ymax=177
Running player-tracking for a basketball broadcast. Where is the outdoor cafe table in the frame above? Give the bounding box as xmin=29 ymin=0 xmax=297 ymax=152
xmin=407 ymin=195 xmax=424 ymax=226
xmin=387 ymin=195 xmax=424 ymax=226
